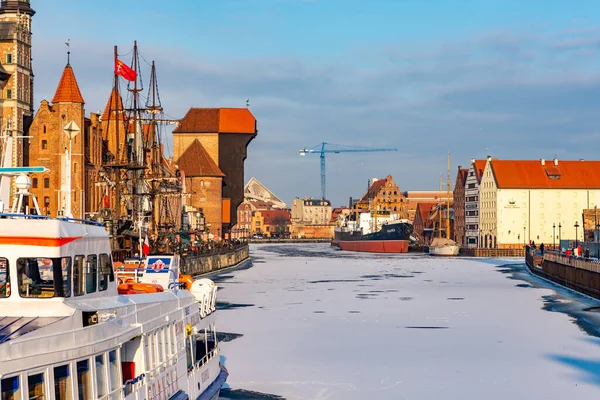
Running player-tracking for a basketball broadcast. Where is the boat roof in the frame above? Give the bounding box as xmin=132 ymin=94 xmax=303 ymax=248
xmin=0 ymin=316 xmax=64 ymax=344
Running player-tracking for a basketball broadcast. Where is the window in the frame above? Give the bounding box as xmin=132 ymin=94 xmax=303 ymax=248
xmin=95 ymin=354 xmax=107 ymax=398
xmin=6 ymin=53 xmax=12 ymax=64
xmin=44 ymin=178 xmax=50 ymax=188
xmin=108 ymin=350 xmax=120 ymax=393
xmin=76 ymin=359 xmax=92 ymax=400
xmin=99 ymin=253 xmax=114 ymax=291
xmin=43 ymin=125 xmax=46 ymax=134
xmin=54 ymin=365 xmax=72 ymax=400
xmin=16 ymin=257 xmax=71 ymax=298
xmin=0 ymin=258 xmax=9 ymax=298
xmin=28 ymin=373 xmax=45 ymax=400
xmin=32 ymin=178 xmax=38 ymax=188
xmin=1 ymin=376 xmax=20 ymax=400
xmin=86 ymin=255 xmax=97 ymax=293
xmin=44 ymin=196 xmax=50 ymax=208
xmin=6 ymin=89 xmax=11 ymax=99
xmin=73 ymin=255 xmax=85 ymax=296
xmin=41 ymin=140 xmax=47 ymax=149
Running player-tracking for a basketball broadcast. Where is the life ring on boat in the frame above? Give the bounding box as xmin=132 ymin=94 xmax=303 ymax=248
xmin=185 ymin=323 xmax=192 ymax=336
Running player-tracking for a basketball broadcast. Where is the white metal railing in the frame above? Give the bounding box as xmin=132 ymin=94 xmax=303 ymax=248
xmin=187 ymin=346 xmax=218 ymax=374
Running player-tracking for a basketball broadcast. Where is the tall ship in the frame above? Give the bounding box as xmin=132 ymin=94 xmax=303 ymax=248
xmin=335 ymin=211 xmax=414 ymax=253
xmin=429 ymin=152 xmax=459 ymax=256
xmin=0 ymin=172 xmax=228 ymax=399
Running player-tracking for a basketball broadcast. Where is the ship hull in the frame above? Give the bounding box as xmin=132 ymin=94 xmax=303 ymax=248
xmin=428 ymin=245 xmax=460 ymax=256
xmin=338 ymin=239 xmax=409 ymax=253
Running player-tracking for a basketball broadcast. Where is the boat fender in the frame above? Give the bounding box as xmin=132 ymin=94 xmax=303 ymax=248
xmin=185 ymin=323 xmax=193 ymax=336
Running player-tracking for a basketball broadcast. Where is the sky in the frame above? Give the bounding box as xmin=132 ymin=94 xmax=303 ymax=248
xmin=31 ymin=0 xmax=600 ymax=207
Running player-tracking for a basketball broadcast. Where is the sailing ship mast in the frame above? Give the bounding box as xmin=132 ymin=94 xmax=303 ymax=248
xmin=446 ymin=152 xmax=451 ymax=240
xmin=438 ymin=174 xmax=442 ymax=238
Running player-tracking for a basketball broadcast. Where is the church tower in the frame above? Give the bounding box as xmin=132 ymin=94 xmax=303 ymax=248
xmin=0 ymin=0 xmax=35 ymax=167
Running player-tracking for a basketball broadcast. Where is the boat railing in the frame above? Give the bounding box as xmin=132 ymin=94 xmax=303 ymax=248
xmin=187 ymin=346 xmax=219 ymax=374
xmin=0 ymin=212 xmax=104 ymax=227
xmin=123 ymin=373 xmax=146 ymax=397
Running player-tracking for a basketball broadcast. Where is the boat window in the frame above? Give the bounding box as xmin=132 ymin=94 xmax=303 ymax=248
xmin=53 ymin=365 xmax=72 ymax=400
xmin=16 ymin=257 xmax=71 ymax=298
xmin=144 ymin=334 xmax=154 ymax=373
xmin=76 ymin=359 xmax=92 ymax=400
xmin=27 ymin=372 xmax=45 ymax=400
xmin=98 ymin=254 xmax=113 ymax=291
xmin=73 ymin=256 xmax=85 ymax=297
xmin=157 ymin=329 xmax=164 ymax=365
xmin=0 ymin=258 xmax=9 ymax=298
xmin=86 ymin=255 xmax=97 ymax=294
xmin=95 ymin=354 xmax=107 ymax=398
xmin=1 ymin=376 xmax=20 ymax=400
xmin=108 ymin=350 xmax=120 ymax=393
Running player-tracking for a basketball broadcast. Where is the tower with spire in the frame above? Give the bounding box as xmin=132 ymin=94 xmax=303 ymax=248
xmin=0 ymin=0 xmax=35 ymax=167
xmin=27 ymin=52 xmax=103 ymax=219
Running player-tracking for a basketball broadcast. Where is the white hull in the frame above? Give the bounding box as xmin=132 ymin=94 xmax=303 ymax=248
xmin=429 ymin=244 xmax=460 ymax=256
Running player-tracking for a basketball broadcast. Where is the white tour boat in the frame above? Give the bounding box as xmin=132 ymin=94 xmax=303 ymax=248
xmin=0 ymin=174 xmax=228 ymax=400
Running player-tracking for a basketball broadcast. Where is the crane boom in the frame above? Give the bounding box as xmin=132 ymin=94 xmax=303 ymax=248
xmin=299 ymin=142 xmax=398 ymax=199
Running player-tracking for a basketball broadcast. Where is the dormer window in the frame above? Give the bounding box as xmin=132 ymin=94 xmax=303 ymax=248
xmin=545 ymin=166 xmax=561 ymax=180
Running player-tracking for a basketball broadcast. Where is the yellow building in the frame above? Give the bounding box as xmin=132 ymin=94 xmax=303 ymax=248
xmin=478 ymin=157 xmax=600 ymax=248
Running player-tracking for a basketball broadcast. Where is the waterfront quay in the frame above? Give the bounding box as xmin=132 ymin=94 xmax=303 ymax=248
xmin=216 ymin=243 xmax=600 ymax=400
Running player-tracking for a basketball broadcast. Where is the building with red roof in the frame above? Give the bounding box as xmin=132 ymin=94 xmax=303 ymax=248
xmin=479 ymin=157 xmax=600 ymax=249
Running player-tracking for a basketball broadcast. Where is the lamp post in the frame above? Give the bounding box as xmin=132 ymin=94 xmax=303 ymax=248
xmin=596 ymin=206 xmax=599 ymax=259
xmin=523 ymin=226 xmax=526 ymax=247
xmin=553 ymin=223 xmax=556 ymax=250
xmin=558 ymin=223 xmax=562 ymax=249
xmin=575 ymin=221 xmax=579 ymax=249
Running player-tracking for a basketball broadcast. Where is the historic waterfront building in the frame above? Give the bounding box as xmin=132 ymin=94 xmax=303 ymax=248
xmin=453 ymin=166 xmax=468 ymax=245
xmin=413 ymin=202 xmax=437 ymax=243
xmin=357 ymin=175 xmax=406 ymax=218
xmin=173 ymin=108 xmax=257 ymax=238
xmin=404 ymin=191 xmax=451 ymax=221
xmin=0 ymin=0 xmax=34 ymax=167
xmin=28 ymin=62 xmax=89 ymax=218
xmin=478 ymin=157 xmax=600 ymax=248
xmin=464 ymin=159 xmax=486 ymax=247
xmin=251 ymin=209 xmax=291 ymax=238
xmin=291 ymin=197 xmax=332 ymax=225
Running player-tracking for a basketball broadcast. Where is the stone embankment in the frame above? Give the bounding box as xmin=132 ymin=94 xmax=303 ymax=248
xmin=526 ymin=246 xmax=600 ymax=300
xmin=181 ymin=244 xmax=250 ymax=276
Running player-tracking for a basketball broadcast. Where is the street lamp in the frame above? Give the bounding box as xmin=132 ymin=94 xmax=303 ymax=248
xmin=596 ymin=222 xmax=600 ymax=259
xmin=574 ymin=221 xmax=580 ymax=249
xmin=558 ymin=223 xmax=562 ymax=249
xmin=553 ymin=223 xmax=556 ymax=250
xmin=523 ymin=226 xmax=526 ymax=247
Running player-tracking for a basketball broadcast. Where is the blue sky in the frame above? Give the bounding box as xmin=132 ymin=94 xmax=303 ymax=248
xmin=32 ymin=0 xmax=600 ymax=206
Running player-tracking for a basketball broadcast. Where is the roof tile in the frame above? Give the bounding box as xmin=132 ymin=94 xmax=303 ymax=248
xmin=173 ymin=108 xmax=256 ymax=134
xmin=491 ymin=159 xmax=600 ymax=189
xmin=52 ymin=65 xmax=84 ymax=104
xmin=175 ymin=139 xmax=224 ymax=177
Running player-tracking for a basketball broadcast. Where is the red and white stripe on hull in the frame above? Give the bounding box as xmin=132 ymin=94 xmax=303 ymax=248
xmin=338 ymin=240 xmax=409 ymax=253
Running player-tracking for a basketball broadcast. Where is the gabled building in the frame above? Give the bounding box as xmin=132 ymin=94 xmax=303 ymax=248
xmin=464 ymin=159 xmax=486 ymax=247
xmin=413 ymin=202 xmax=437 ymax=244
xmin=357 ymin=175 xmax=405 ymax=217
xmin=404 ymin=191 xmax=452 ymax=221
xmin=252 ymin=209 xmax=291 ymax=238
xmin=453 ymin=166 xmax=468 ymax=245
xmin=479 ymin=157 xmax=600 ymax=248
xmin=244 ymin=177 xmax=286 ymax=209
xmin=28 ymin=62 xmax=92 ymax=219
xmin=173 ymin=108 xmax=257 ymax=238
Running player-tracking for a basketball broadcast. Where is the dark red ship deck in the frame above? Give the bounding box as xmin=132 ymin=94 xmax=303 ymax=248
xmin=338 ymin=240 xmax=409 ymax=253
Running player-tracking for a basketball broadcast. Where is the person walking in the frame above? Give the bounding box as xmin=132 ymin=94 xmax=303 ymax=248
xmin=540 ymin=242 xmax=545 ymax=255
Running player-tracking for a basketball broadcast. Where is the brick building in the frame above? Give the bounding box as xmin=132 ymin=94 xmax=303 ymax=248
xmin=28 ymin=62 xmax=92 ymax=218
xmin=172 ymin=108 xmax=257 ymax=239
xmin=404 ymin=191 xmax=452 ymax=221
xmin=357 ymin=175 xmax=405 ymax=218
xmin=413 ymin=202 xmax=436 ymax=244
xmin=0 ymin=0 xmax=35 ymax=168
xmin=453 ymin=166 xmax=468 ymax=245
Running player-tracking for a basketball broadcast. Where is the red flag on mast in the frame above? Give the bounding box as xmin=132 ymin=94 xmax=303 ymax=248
xmin=142 ymin=235 xmax=150 ymax=257
xmin=115 ymin=58 xmax=137 ymax=81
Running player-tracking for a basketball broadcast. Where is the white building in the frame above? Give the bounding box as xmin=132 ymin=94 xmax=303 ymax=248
xmin=479 ymin=157 xmax=600 ymax=248
xmin=464 ymin=159 xmax=486 ymax=247
xmin=291 ymin=198 xmax=332 ymax=225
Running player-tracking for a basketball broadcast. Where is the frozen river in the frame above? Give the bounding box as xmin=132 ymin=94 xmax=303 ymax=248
xmin=216 ymin=243 xmax=600 ymax=399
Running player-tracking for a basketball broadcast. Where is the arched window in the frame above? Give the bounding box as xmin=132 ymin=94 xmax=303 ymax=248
xmin=32 ymin=178 xmax=38 ymax=188
xmin=44 ymin=177 xmax=50 ymax=188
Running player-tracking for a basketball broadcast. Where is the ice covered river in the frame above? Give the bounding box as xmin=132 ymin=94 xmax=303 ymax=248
xmin=216 ymin=243 xmax=600 ymax=399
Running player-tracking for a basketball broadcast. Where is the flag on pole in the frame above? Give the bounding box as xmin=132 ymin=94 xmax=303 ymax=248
xmin=114 ymin=58 xmax=137 ymax=81
xmin=142 ymin=235 xmax=150 ymax=257
xmin=103 ymin=186 xmax=110 ymax=208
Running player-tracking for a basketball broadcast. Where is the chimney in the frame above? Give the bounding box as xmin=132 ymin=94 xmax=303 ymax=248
xmin=458 ymin=165 xmax=462 ymax=171
xmin=486 ymin=155 xmax=492 ymax=161
xmin=554 ymin=158 xmax=558 ymax=166
xmin=540 ymin=158 xmax=545 ymax=166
